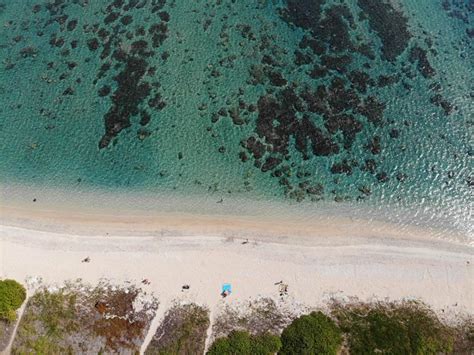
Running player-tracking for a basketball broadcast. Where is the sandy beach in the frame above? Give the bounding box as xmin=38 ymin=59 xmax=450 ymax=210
xmin=1 ymin=203 xmax=473 ymax=352
xmin=0 ymin=0 xmax=472 ymax=351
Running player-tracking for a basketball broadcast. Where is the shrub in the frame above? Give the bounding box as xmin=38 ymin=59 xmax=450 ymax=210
xmin=145 ymin=304 xmax=210 ymax=354
xmin=280 ymin=311 xmax=342 ymax=355
xmin=207 ymin=330 xmax=281 ymax=355
xmin=453 ymin=319 xmax=474 ymax=353
xmin=0 ymin=279 xmax=26 ymax=322
xmin=332 ymin=301 xmax=455 ymax=355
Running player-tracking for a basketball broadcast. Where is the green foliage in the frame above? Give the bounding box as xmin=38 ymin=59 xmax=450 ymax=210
xmin=12 ymin=288 xmax=78 ymax=354
xmin=29 ymin=335 xmax=69 ymax=354
xmin=145 ymin=304 xmax=210 ymax=355
xmin=280 ymin=311 xmax=342 ymax=355
xmin=253 ymin=333 xmax=282 ymax=355
xmin=0 ymin=279 xmax=26 ymax=322
xmin=35 ymin=290 xmax=77 ymax=337
xmin=333 ymin=301 xmax=455 ymax=355
xmin=207 ymin=330 xmax=281 ymax=355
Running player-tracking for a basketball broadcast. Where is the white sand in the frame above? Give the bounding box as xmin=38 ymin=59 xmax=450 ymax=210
xmin=1 ymin=215 xmax=473 ymax=353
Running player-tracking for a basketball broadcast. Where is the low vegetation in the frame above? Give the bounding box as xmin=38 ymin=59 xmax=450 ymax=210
xmin=207 ymin=330 xmax=281 ymax=355
xmin=212 ymin=298 xmax=299 ymax=340
xmin=12 ymin=281 xmax=158 ymax=354
xmin=6 ymin=284 xmax=472 ymax=355
xmin=0 ymin=279 xmax=26 ymax=322
xmin=207 ymin=300 xmax=472 ymax=355
xmin=452 ymin=318 xmax=474 ymax=354
xmin=280 ymin=311 xmax=342 ymax=354
xmin=145 ymin=303 xmax=210 ymax=355
xmin=332 ymin=301 xmax=456 ymax=354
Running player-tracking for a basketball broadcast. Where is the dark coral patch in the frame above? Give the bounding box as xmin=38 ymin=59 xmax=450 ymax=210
xmin=409 ymin=46 xmax=436 ymax=78
xmin=99 ymin=57 xmax=151 ymax=149
xmin=357 ymin=0 xmax=412 ymax=61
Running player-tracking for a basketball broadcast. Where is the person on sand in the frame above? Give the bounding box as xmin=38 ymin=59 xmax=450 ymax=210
xmin=278 ymin=282 xmax=288 ymax=296
xmin=82 ymin=257 xmax=90 ymax=263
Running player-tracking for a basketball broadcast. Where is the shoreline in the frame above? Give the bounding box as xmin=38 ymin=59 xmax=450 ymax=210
xmin=2 ymin=182 xmax=472 ymax=242
xmin=1 ymin=182 xmax=472 ymax=247
xmin=1 ymin=203 xmax=472 ymax=251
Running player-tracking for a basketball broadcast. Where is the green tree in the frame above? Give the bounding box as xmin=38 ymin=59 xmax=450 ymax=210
xmin=333 ymin=302 xmax=455 ymax=355
xmin=280 ymin=311 xmax=342 ymax=355
xmin=207 ymin=330 xmax=281 ymax=355
xmin=0 ymin=279 xmax=27 ymax=322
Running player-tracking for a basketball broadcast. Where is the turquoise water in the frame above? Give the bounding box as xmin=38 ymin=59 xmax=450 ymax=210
xmin=0 ymin=1 xmax=472 ymax=235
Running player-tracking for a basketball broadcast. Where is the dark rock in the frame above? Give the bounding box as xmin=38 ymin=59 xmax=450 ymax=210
xmin=268 ymin=71 xmax=287 ymax=87
xmin=98 ymin=86 xmax=111 ymax=97
xmin=396 ymin=172 xmax=407 ymax=182
xmin=67 ymin=19 xmax=77 ymax=31
xmin=409 ymin=46 xmax=436 ymax=78
xmin=430 ymin=94 xmax=454 ymax=115
xmin=261 ymin=157 xmax=282 ymax=172
xmin=331 ymin=160 xmax=352 ymax=175
xmin=87 ymin=38 xmax=100 ymax=51
xmin=63 ymin=87 xmax=74 ymax=95
xmin=239 ymin=152 xmax=248 ymax=162
xmin=357 ymin=96 xmax=385 ymax=125
xmin=362 ymin=159 xmax=377 ymax=174
xmin=20 ymin=46 xmax=39 ymax=58
xmin=367 ymin=136 xmax=382 ymax=155
xmin=389 ymin=129 xmax=400 ymax=138
xmin=121 ymin=15 xmax=133 ymax=25
xmin=376 ymin=171 xmax=389 ymax=182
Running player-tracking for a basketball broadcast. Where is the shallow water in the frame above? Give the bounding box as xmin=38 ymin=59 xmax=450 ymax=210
xmin=0 ymin=0 xmax=472 ymax=237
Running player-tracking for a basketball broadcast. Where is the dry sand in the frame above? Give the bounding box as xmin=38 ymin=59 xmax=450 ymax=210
xmin=0 ymin=204 xmax=473 ymax=353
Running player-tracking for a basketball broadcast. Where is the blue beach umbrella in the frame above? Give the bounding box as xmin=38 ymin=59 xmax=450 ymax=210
xmin=222 ymin=283 xmax=232 ymax=294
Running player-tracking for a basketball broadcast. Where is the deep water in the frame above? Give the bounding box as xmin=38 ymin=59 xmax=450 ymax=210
xmin=0 ymin=0 xmax=472 ymax=235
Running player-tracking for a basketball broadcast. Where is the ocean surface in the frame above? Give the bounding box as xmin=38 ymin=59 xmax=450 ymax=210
xmin=0 ymin=0 xmax=472 ymax=238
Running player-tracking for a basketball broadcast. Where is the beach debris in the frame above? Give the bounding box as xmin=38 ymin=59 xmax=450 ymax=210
xmin=141 ymin=279 xmax=151 ymax=285
xmin=182 ymin=284 xmax=190 ymax=291
xmin=221 ymin=283 xmax=232 ymax=298
xmin=216 ymin=198 xmax=224 ymax=203
xmin=82 ymin=257 xmax=91 ymax=263
xmin=33 ymin=198 xmax=37 ymax=202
